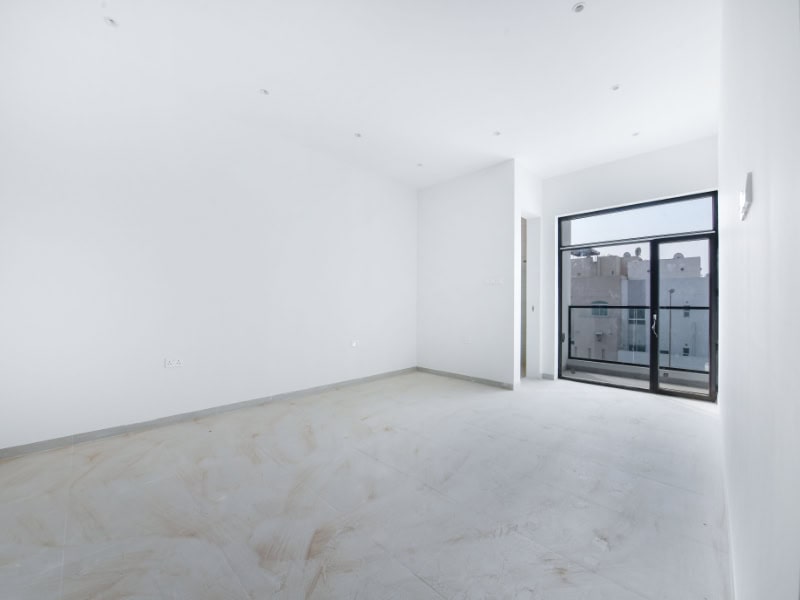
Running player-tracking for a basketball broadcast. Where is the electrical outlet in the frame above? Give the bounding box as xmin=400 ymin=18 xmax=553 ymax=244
xmin=164 ymin=358 xmax=184 ymax=368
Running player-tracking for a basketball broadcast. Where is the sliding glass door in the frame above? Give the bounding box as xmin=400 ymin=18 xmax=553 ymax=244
xmin=654 ymin=237 xmax=713 ymax=396
xmin=558 ymin=193 xmax=718 ymax=401
xmin=562 ymin=243 xmax=652 ymax=390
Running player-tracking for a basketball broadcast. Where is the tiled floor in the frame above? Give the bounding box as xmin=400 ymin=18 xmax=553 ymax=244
xmin=0 ymin=372 xmax=731 ymax=599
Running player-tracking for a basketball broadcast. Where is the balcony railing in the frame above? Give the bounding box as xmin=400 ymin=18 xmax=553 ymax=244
xmin=567 ymin=305 xmax=710 ymax=373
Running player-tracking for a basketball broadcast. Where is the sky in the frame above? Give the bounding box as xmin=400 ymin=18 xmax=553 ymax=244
xmin=563 ymin=196 xmax=713 ymax=270
xmin=564 ymin=196 xmax=713 ymax=247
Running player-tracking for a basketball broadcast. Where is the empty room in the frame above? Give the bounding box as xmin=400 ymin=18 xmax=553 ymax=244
xmin=1 ymin=0 xmax=798 ymax=599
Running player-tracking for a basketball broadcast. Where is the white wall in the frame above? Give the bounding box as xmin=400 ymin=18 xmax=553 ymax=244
xmin=417 ymin=161 xmax=518 ymax=387
xmin=718 ymin=0 xmax=800 ymax=597
xmin=539 ymin=137 xmax=719 ymax=377
xmin=0 ymin=119 xmax=418 ymax=449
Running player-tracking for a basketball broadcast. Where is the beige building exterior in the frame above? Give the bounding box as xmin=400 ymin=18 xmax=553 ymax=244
xmin=568 ymin=251 xmax=710 ymax=372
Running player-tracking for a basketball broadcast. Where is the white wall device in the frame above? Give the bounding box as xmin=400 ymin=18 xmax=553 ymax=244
xmin=739 ymin=171 xmax=753 ymax=221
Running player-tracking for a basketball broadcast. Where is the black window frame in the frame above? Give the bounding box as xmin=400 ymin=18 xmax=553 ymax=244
xmin=557 ymin=191 xmax=719 ymax=403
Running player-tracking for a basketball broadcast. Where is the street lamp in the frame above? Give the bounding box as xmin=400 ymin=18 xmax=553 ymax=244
xmin=668 ymin=288 xmax=675 ymax=369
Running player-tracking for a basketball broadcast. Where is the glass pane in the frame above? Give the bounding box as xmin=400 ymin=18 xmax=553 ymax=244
xmin=657 ymin=239 xmax=711 ymax=395
xmin=562 ymin=364 xmax=651 ymax=390
xmin=561 ymin=196 xmax=713 ymax=247
xmin=569 ymin=306 xmax=651 ymax=366
xmin=561 ymin=243 xmax=651 ymax=390
xmin=658 ymin=308 xmax=710 ymax=365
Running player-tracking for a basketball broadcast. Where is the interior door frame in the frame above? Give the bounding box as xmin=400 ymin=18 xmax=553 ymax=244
xmin=557 ymin=191 xmax=719 ymax=402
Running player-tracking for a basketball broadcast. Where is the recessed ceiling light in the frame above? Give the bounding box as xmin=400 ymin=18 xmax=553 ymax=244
xmin=611 ymin=84 xmax=620 ymax=91
xmin=260 ymin=89 xmax=269 ymax=95
xmin=493 ymin=131 xmax=502 ymax=136
xmin=354 ymin=133 xmax=363 ymax=138
xmin=104 ymin=16 xmax=118 ymax=27
xmin=632 ymin=131 xmax=640 ymax=137
xmin=572 ymin=3 xmax=586 ymax=13
xmin=417 ymin=163 xmax=424 ymax=167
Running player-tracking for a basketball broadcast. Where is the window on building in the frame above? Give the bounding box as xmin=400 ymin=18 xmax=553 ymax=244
xmin=683 ymin=304 xmax=691 ymax=318
xmin=628 ymin=344 xmax=647 ymax=352
xmin=628 ymin=308 xmax=646 ymax=324
xmin=591 ymin=301 xmax=609 ymax=317
xmin=682 ymin=345 xmax=690 ymax=357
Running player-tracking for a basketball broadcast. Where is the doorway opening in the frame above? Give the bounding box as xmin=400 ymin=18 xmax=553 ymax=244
xmin=521 ymin=217 xmax=527 ymax=378
xmin=558 ymin=192 xmax=718 ymax=401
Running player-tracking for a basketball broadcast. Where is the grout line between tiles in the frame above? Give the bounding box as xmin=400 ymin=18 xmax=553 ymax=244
xmin=216 ymin=544 xmax=254 ymax=600
xmin=372 ymin=540 xmax=449 ymax=600
xmin=506 ymin=529 xmax=653 ymax=600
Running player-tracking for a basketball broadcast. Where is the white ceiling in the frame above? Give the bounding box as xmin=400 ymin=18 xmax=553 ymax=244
xmin=1 ymin=0 xmax=721 ymax=189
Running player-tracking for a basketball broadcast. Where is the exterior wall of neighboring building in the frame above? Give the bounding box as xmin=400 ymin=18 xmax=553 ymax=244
xmin=567 ymin=254 xmax=709 ymax=371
